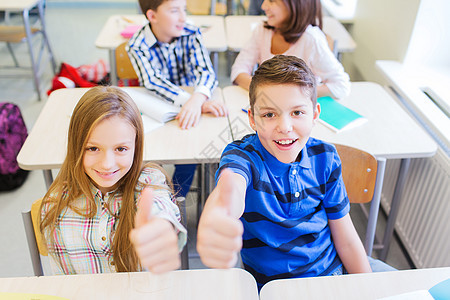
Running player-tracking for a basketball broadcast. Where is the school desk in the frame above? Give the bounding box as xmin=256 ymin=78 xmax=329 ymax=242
xmin=259 ymin=267 xmax=450 ymax=300
xmin=16 ymin=87 xmax=231 ymax=191
xmin=0 ymin=268 xmax=259 ymax=300
xmin=224 ymin=15 xmax=356 ymax=55
xmin=0 ymin=0 xmax=56 ymax=100
xmin=95 ymin=14 xmax=227 ymax=85
xmin=321 ymin=0 xmax=357 ymax=24
xmin=222 ymin=82 xmax=437 ymax=257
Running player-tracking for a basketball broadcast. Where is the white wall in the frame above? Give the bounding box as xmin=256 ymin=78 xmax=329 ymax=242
xmin=403 ymin=0 xmax=450 ymax=68
xmin=344 ymin=0 xmax=421 ymax=83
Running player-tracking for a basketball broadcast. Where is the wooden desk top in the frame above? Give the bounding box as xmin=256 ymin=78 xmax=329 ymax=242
xmin=223 ymin=82 xmax=437 ymax=159
xmin=260 ymin=267 xmax=450 ymax=300
xmin=0 ymin=0 xmax=39 ymax=11
xmin=17 ymin=87 xmax=231 ymax=170
xmin=0 ymin=268 xmax=259 ymax=300
xmin=224 ymin=15 xmax=356 ymax=53
xmin=95 ymin=14 xmax=227 ymax=52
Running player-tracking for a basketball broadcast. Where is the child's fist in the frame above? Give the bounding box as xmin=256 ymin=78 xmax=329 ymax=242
xmin=130 ymin=188 xmax=180 ymax=273
xmin=197 ymin=170 xmax=244 ymax=268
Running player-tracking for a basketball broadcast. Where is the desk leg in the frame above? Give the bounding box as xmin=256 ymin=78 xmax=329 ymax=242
xmin=365 ymin=158 xmax=386 ymax=256
xmin=210 ymin=0 xmax=216 ymax=15
xmin=43 ymin=169 xmax=53 ymax=190
xmin=211 ymin=52 xmax=218 ymax=75
xmin=23 ymin=8 xmax=42 ymax=101
xmin=197 ymin=164 xmax=204 ymax=225
xmin=177 ymin=196 xmax=189 ymax=270
xmin=109 ymin=49 xmax=118 ymax=86
xmin=379 ymin=158 xmax=411 ymax=260
xmin=204 ymin=163 xmax=211 ymax=203
xmin=227 ymin=0 xmax=236 ymax=15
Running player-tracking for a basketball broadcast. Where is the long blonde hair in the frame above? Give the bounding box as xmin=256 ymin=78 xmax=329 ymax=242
xmin=40 ymin=86 xmax=151 ymax=272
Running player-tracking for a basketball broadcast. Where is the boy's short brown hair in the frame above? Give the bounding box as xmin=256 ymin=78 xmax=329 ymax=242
xmin=139 ymin=0 xmax=166 ymax=15
xmin=249 ymin=55 xmax=317 ymax=113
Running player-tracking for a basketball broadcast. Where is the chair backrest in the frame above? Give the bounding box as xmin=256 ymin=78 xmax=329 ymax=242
xmin=334 ymin=144 xmax=377 ymax=204
xmin=22 ymin=198 xmax=47 ymax=276
xmin=334 ymin=144 xmax=380 ymax=256
xmin=0 ymin=26 xmax=40 ymax=43
xmin=187 ymin=0 xmax=226 ymax=15
xmin=115 ymin=42 xmax=139 ymax=81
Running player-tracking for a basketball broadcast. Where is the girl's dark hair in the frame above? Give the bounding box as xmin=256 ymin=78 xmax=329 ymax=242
xmin=264 ymin=0 xmax=323 ymax=43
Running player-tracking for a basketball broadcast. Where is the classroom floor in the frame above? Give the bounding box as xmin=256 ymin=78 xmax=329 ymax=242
xmin=0 ymin=3 xmax=412 ymax=278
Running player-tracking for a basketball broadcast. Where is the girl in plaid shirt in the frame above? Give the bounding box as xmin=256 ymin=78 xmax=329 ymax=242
xmin=39 ymin=86 xmax=186 ymax=274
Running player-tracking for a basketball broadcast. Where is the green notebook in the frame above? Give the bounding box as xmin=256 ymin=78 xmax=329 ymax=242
xmin=317 ymin=96 xmax=367 ymax=133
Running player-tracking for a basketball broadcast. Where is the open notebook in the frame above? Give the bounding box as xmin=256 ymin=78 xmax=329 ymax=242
xmin=317 ymin=96 xmax=367 ymax=133
xmin=121 ymin=88 xmax=181 ymax=133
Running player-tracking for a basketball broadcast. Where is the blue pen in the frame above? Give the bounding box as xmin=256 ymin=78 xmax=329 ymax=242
xmin=241 ymin=108 xmax=248 ymax=113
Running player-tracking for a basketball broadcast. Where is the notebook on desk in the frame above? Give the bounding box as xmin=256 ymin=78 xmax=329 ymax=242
xmin=317 ymin=96 xmax=367 ymax=133
xmin=120 ymin=24 xmax=142 ymax=38
xmin=121 ymin=88 xmax=181 ymax=133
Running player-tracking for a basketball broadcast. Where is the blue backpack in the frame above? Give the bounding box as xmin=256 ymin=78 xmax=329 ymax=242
xmin=0 ymin=103 xmax=29 ymax=191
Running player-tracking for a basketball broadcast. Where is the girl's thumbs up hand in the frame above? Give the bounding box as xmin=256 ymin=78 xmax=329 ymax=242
xmin=197 ymin=169 xmax=244 ymax=269
xmin=130 ymin=187 xmax=181 ymax=273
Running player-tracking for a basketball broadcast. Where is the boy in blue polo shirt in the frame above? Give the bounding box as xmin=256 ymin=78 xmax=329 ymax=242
xmin=197 ymin=55 xmax=373 ymax=289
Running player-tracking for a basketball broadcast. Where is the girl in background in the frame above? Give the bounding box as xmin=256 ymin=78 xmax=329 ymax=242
xmin=39 ymin=86 xmax=186 ymax=274
xmin=232 ymin=0 xmax=350 ymax=99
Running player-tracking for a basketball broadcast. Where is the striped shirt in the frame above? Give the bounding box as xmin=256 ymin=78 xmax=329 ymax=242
xmin=127 ymin=22 xmax=218 ymax=107
xmin=42 ymin=167 xmax=186 ymax=275
xmin=218 ymin=134 xmax=349 ymax=289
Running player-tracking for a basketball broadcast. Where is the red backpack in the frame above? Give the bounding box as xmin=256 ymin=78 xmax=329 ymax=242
xmin=0 ymin=103 xmax=29 ymax=191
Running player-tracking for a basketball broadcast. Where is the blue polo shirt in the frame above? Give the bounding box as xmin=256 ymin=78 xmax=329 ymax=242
xmin=217 ymin=134 xmax=350 ymax=289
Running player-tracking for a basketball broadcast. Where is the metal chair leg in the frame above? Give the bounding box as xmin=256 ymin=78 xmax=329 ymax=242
xmin=23 ymin=8 xmax=42 ymax=100
xmin=37 ymin=0 xmax=56 ymax=73
xmin=6 ymin=42 xmax=20 ymax=67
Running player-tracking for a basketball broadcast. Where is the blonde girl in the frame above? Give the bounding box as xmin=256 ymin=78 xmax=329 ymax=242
xmin=40 ymin=86 xmax=186 ymax=274
xmin=231 ymin=0 xmax=350 ymax=99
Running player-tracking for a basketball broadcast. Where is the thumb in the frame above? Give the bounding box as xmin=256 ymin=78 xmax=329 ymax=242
xmin=135 ymin=187 xmax=155 ymax=228
xmin=216 ymin=169 xmax=236 ymax=215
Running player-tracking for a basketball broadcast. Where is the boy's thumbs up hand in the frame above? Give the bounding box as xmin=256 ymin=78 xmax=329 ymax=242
xmin=197 ymin=169 xmax=244 ymax=269
xmin=130 ymin=187 xmax=180 ymax=273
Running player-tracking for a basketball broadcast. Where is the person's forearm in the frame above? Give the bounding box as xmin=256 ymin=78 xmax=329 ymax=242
xmin=204 ymin=170 xmax=246 ymax=218
xmin=329 ymin=215 xmax=372 ymax=273
xmin=189 ymin=92 xmax=208 ymax=105
xmin=338 ymin=242 xmax=372 ymax=273
xmin=233 ymin=73 xmax=252 ymax=91
xmin=317 ymin=84 xmax=333 ymax=98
